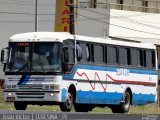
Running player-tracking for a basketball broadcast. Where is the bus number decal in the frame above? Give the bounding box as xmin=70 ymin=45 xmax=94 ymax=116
xmin=116 ymin=69 xmax=129 ymax=76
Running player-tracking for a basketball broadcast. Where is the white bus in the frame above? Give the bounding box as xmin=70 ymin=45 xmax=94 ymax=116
xmin=1 ymin=32 xmax=158 ymax=113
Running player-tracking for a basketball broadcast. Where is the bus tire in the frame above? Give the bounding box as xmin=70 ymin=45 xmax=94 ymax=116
xmin=60 ymin=91 xmax=74 ymax=112
xmin=14 ymin=101 xmax=27 ymax=110
xmin=122 ymin=91 xmax=131 ymax=112
xmin=112 ymin=91 xmax=131 ymax=113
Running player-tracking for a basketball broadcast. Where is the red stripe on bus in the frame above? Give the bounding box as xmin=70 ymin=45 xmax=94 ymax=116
xmin=76 ymin=71 xmax=156 ymax=90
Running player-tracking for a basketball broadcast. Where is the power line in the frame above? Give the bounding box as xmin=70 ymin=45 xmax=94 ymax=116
xmin=79 ymin=7 xmax=160 ymax=30
xmin=0 ymin=1 xmax=55 ymax=7
xmin=0 ymin=20 xmax=54 ymax=23
xmin=0 ymin=10 xmax=77 ymax=16
xmin=0 ymin=16 xmax=108 ymax=23
xmin=9 ymin=0 xmax=54 ymax=5
xmin=78 ymin=14 xmax=160 ymax=36
xmin=0 ymin=11 xmax=35 ymax=15
xmin=0 ymin=11 xmax=66 ymax=16
xmin=111 ymin=12 xmax=160 ymax=30
xmin=7 ymin=0 xmax=55 ymax=6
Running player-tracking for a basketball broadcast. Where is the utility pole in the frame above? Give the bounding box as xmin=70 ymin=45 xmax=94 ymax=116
xmin=35 ymin=0 xmax=38 ymax=32
xmin=69 ymin=0 xmax=78 ymax=35
xmin=69 ymin=0 xmax=78 ymax=64
xmin=69 ymin=0 xmax=75 ymax=35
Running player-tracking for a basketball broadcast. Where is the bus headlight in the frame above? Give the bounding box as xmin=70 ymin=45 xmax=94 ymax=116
xmin=50 ymin=93 xmax=54 ymax=96
xmin=8 ymin=93 xmax=12 ymax=96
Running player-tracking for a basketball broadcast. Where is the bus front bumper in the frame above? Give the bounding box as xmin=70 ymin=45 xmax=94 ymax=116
xmin=4 ymin=91 xmax=61 ymax=102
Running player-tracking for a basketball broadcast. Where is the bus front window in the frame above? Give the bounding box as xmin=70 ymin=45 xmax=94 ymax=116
xmin=32 ymin=42 xmax=62 ymax=72
xmin=6 ymin=44 xmax=30 ymax=72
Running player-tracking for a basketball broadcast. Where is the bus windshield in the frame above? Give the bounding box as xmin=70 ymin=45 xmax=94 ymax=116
xmin=6 ymin=42 xmax=62 ymax=73
xmin=32 ymin=43 xmax=62 ymax=72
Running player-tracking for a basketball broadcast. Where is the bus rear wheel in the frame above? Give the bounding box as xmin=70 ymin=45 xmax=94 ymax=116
xmin=14 ymin=101 xmax=27 ymax=110
xmin=60 ymin=91 xmax=74 ymax=112
xmin=112 ymin=91 xmax=131 ymax=113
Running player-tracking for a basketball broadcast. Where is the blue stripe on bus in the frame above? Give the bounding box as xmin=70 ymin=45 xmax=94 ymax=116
xmin=76 ymin=91 xmax=123 ymax=104
xmin=18 ymin=74 xmax=31 ymax=85
xmin=132 ymin=94 xmax=156 ymax=105
xmin=63 ymin=64 xmax=157 ymax=80
xmin=61 ymin=89 xmax=155 ymax=105
xmin=61 ymin=88 xmax=67 ymax=102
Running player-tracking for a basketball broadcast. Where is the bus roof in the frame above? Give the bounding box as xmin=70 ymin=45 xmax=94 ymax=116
xmin=9 ymin=32 xmax=156 ymax=49
xmin=9 ymin=32 xmax=71 ymax=43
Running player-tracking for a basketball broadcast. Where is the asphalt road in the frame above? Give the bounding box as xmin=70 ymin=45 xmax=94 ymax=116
xmin=0 ymin=110 xmax=159 ymax=120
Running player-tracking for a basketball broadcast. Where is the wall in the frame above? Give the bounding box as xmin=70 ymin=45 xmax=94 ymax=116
xmin=77 ymin=8 xmax=110 ymax=37
xmin=109 ymin=9 xmax=160 ymax=44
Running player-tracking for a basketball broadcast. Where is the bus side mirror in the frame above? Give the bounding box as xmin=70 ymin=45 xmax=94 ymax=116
xmin=1 ymin=48 xmax=8 ymax=64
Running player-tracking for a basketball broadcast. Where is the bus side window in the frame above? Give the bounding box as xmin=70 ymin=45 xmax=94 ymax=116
xmin=107 ymin=46 xmax=118 ymax=65
xmin=105 ymin=46 xmax=108 ymax=63
xmin=145 ymin=50 xmax=151 ymax=68
xmin=119 ymin=47 xmax=131 ymax=66
xmin=119 ymin=47 xmax=127 ymax=66
xmin=76 ymin=43 xmax=82 ymax=61
xmin=107 ymin=46 xmax=113 ymax=64
xmin=93 ymin=44 xmax=104 ymax=64
xmin=86 ymin=43 xmax=90 ymax=61
xmin=78 ymin=42 xmax=86 ymax=62
xmin=91 ymin=44 xmax=94 ymax=62
xmin=126 ymin=48 xmax=131 ymax=65
xmin=143 ymin=50 xmax=156 ymax=69
xmin=116 ymin=47 xmax=119 ymax=64
xmin=139 ymin=49 xmax=144 ymax=67
xmin=131 ymin=48 xmax=139 ymax=67
xmin=151 ymin=51 xmax=155 ymax=68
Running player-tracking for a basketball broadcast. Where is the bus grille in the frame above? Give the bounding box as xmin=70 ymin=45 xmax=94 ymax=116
xmin=18 ymin=85 xmax=43 ymax=90
xmin=16 ymin=92 xmax=45 ymax=99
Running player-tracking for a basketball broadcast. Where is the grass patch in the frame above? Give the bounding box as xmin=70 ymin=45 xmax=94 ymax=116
xmin=27 ymin=105 xmax=61 ymax=112
xmin=0 ymin=89 xmax=160 ymax=114
xmin=130 ymin=104 xmax=160 ymax=114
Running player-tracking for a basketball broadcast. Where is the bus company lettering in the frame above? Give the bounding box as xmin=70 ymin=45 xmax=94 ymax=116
xmin=116 ymin=68 xmax=129 ymax=76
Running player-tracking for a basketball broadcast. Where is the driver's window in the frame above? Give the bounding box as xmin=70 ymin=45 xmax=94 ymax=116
xmin=8 ymin=47 xmax=29 ymax=71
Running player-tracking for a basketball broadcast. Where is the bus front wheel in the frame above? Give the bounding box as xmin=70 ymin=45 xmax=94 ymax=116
xmin=14 ymin=101 xmax=27 ymax=110
xmin=60 ymin=91 xmax=74 ymax=112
